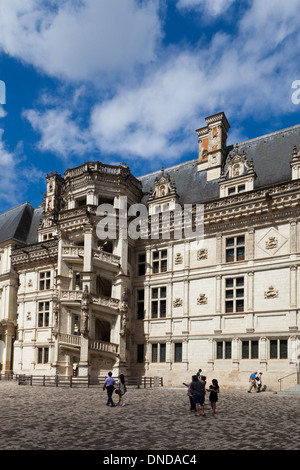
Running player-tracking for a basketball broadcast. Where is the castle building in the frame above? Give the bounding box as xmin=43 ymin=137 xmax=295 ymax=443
xmin=1 ymin=111 xmax=300 ymax=389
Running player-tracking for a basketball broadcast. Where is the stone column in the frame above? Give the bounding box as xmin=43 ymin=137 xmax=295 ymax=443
xmin=78 ymin=285 xmax=90 ymax=376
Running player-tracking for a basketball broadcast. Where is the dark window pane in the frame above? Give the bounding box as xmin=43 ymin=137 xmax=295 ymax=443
xmin=161 ymin=260 xmax=167 ymax=272
xmin=137 ymin=344 xmax=144 ymax=363
xmin=251 ymin=341 xmax=259 ymax=359
xmin=139 ymin=254 xmax=146 ymax=263
xmin=44 ymin=348 xmax=49 ymax=363
xmin=226 ymin=238 xmax=234 ymax=247
xmin=217 ymin=342 xmax=223 ymax=359
xmin=160 ymin=300 xmax=166 ymax=317
xmin=236 ymin=299 xmax=244 ymax=312
xmin=242 ymin=341 xmax=249 ymax=359
xmin=38 ymin=348 xmax=43 ymax=364
xmin=225 ymin=342 xmax=231 ymax=359
xmin=137 ymin=302 xmax=144 ymax=319
xmin=237 ymin=247 xmax=245 ymax=260
xmin=160 ymin=344 xmax=166 ymax=362
xmin=152 ymin=301 xmax=158 ymax=318
xmin=138 ymin=290 xmax=144 ymax=301
xmin=236 ymin=277 xmax=244 ymax=287
xmin=175 ymin=343 xmax=182 ymax=362
xmin=153 ymin=252 xmax=159 ymax=260
xmin=226 ymin=289 xmax=233 ymax=299
xmin=226 ymin=249 xmax=234 ymax=262
xmin=237 ymin=236 xmax=245 ymax=245
xmin=152 ymin=288 xmax=158 ymax=299
xmin=160 ymin=287 xmax=166 ymax=298
xmin=226 ymin=301 xmax=233 ymax=313
xmin=226 ymin=279 xmax=233 ymax=288
xmin=270 ymin=340 xmax=277 ymax=359
xmin=280 ymin=340 xmax=287 ymax=359
xmin=236 ymin=288 xmax=244 ymax=298
xmin=152 ymin=344 xmax=158 ymax=362
xmin=38 ymin=314 xmax=43 ymax=327
xmin=138 ymin=264 xmax=145 ymax=276
xmin=153 ymin=262 xmax=159 ymax=273
xmin=161 ymin=250 xmax=167 ymax=258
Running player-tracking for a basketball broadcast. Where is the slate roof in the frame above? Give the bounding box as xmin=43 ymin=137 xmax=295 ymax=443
xmin=0 ymin=202 xmax=43 ymax=245
xmin=139 ymin=123 xmax=300 ymax=204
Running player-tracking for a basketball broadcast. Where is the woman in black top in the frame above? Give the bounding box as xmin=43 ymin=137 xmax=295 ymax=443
xmin=207 ymin=379 xmax=219 ymax=416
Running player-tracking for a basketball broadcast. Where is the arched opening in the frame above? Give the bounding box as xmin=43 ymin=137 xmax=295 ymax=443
xmin=95 ymin=319 xmax=110 ymax=343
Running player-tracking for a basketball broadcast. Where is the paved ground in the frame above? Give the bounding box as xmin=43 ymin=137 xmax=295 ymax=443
xmin=0 ymin=380 xmax=299 ymax=452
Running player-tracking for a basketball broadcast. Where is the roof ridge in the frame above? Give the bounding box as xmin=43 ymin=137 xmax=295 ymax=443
xmin=0 ymin=201 xmax=32 ymax=217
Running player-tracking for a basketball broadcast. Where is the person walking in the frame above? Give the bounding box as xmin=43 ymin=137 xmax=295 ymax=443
xmin=248 ymin=371 xmax=257 ymax=393
xmin=196 ymin=369 xmax=202 ymax=380
xmin=103 ymin=371 xmax=116 ymax=407
xmin=183 ymin=377 xmax=196 ymax=412
xmin=256 ymin=372 xmax=263 ymax=392
xmin=190 ymin=375 xmax=206 ymax=416
xmin=117 ymin=374 xmax=127 ymax=406
xmin=207 ymin=379 xmax=219 ymax=416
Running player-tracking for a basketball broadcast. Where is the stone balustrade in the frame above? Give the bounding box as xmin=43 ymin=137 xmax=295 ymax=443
xmin=89 ymin=339 xmax=119 ymax=355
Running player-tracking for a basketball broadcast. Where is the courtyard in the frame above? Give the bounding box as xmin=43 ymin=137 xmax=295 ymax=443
xmin=0 ymin=380 xmax=299 ymax=452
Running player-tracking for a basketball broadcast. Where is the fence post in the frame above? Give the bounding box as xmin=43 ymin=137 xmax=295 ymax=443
xmin=55 ymin=375 xmax=58 ymax=387
xmin=70 ymin=375 xmax=73 ymax=388
xmin=43 ymin=375 xmax=45 ymax=386
xmin=30 ymin=375 xmax=33 ymax=386
xmin=88 ymin=375 xmax=90 ymax=388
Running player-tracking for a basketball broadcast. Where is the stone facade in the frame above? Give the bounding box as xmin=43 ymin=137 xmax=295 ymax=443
xmin=1 ymin=112 xmax=300 ymax=389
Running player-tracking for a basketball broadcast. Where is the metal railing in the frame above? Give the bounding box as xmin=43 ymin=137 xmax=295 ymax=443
xmin=15 ymin=374 xmax=163 ymax=388
xmin=278 ymin=371 xmax=300 ymax=391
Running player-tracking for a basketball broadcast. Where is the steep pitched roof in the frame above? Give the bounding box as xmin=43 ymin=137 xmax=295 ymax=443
xmin=139 ymin=123 xmax=300 ymax=204
xmin=0 ymin=202 xmax=34 ymax=244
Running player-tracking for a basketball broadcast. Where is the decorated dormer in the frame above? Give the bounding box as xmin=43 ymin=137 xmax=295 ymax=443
xmin=219 ymin=144 xmax=256 ymax=197
xmin=147 ymin=169 xmax=179 ymax=215
xmin=290 ymin=145 xmax=300 ymax=180
xmin=196 ymin=111 xmax=230 ymax=181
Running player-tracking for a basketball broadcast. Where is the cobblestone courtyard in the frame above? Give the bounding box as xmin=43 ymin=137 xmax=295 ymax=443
xmin=0 ymin=381 xmax=299 ymax=451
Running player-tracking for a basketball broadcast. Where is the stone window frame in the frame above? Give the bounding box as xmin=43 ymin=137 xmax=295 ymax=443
xmin=38 ymin=301 xmax=50 ymax=328
xmin=152 ymin=249 xmax=168 ymax=274
xmin=39 ymin=271 xmax=51 ymax=290
xmin=225 ymin=276 xmax=245 ymax=313
xmin=151 ymin=286 xmax=167 ymax=318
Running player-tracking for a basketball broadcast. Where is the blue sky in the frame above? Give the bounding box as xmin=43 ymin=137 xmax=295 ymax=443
xmin=0 ymin=0 xmax=300 ymax=213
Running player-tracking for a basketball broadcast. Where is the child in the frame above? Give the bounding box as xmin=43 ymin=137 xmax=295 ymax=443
xmin=207 ymin=379 xmax=219 ymax=416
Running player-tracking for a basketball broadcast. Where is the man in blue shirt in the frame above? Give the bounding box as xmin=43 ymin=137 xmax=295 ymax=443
xmin=248 ymin=371 xmax=257 ymax=393
xmin=103 ymin=371 xmax=116 ymax=406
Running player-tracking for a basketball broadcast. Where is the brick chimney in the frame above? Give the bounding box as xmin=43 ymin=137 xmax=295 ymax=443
xmin=196 ymin=111 xmax=230 ymax=181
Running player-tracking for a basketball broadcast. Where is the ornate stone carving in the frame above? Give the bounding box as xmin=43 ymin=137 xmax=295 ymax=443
xmin=173 ymin=298 xmax=183 ymax=308
xmin=175 ymin=253 xmax=183 ymax=264
xmin=81 ymin=285 xmax=90 ymax=336
xmin=197 ymin=294 xmax=208 ymax=305
xmin=197 ymin=248 xmax=208 ymax=260
xmin=264 ymin=286 xmax=279 ymax=299
xmin=265 ymin=236 xmax=278 ymax=250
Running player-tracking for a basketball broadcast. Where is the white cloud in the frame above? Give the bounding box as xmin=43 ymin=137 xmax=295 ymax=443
xmin=176 ymin=0 xmax=236 ymax=16
xmin=0 ymin=0 xmax=162 ymax=82
xmin=24 ymin=108 xmax=93 ymax=160
xmin=21 ymin=0 xmax=300 ymax=165
xmin=0 ymin=128 xmax=21 ymax=205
